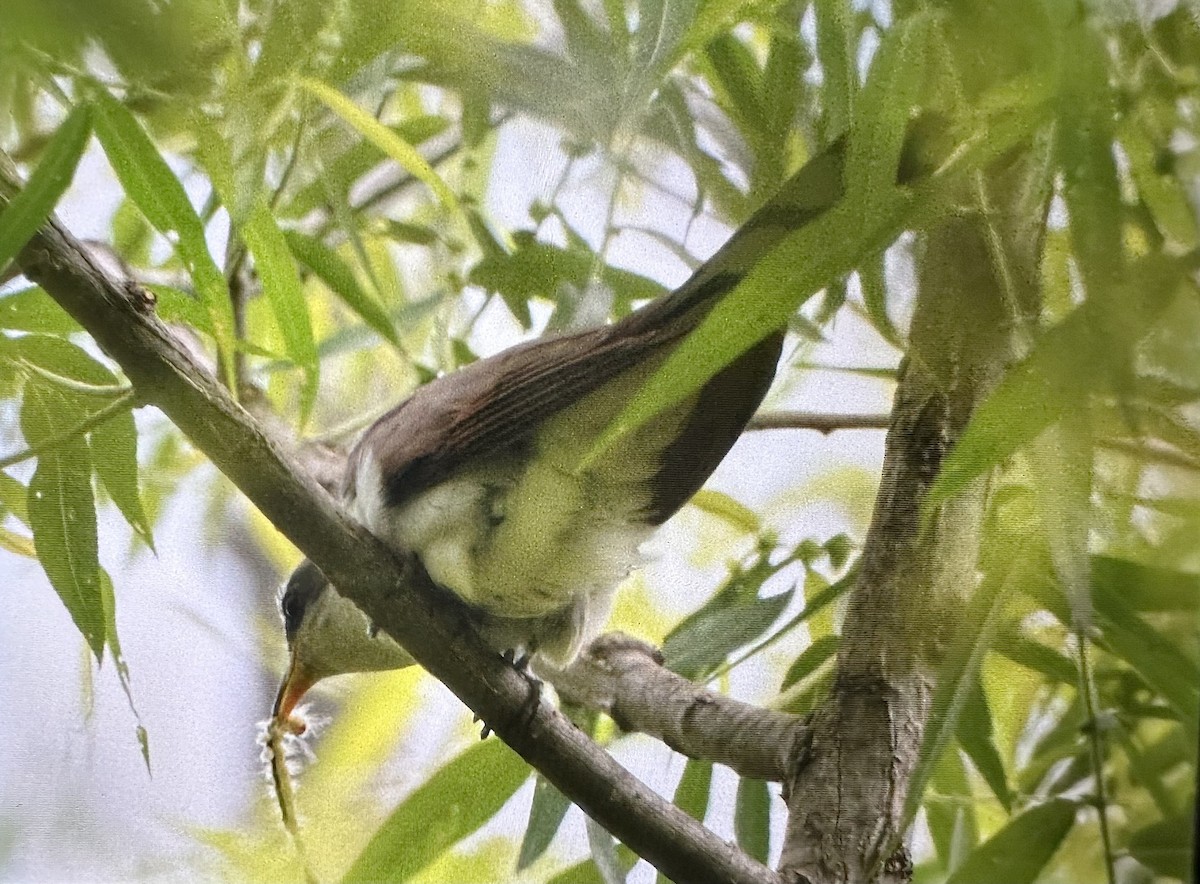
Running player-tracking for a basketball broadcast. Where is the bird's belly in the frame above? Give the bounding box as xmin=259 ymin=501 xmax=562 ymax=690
xmin=350 ymin=448 xmax=652 ymax=621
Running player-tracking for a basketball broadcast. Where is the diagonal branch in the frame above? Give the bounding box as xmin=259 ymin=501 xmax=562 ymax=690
xmin=0 ymin=154 xmax=779 ymax=884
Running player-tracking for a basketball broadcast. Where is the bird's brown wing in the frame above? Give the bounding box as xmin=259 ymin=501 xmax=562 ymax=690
xmin=349 ymin=270 xmax=744 ymax=509
xmin=348 ymin=141 xmax=846 ymax=515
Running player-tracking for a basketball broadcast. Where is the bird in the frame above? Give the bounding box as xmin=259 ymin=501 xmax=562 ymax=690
xmin=273 ymin=144 xmax=845 ymax=726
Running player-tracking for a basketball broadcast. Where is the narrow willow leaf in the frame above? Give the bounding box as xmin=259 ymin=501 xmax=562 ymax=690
xmin=1128 ymin=813 xmax=1193 ymax=879
xmin=8 ymin=335 xmax=151 ymax=546
xmin=343 ymin=739 xmax=528 ymax=883
xmin=846 ymin=11 xmax=933 ymax=206
xmin=734 ymin=778 xmax=771 ymax=864
xmin=244 ymin=204 xmax=320 ymax=416
xmin=956 ymin=675 xmax=1012 ymax=811
xmin=90 ymin=406 xmax=153 ymax=549
xmin=299 ymin=78 xmax=461 ymax=213
xmin=927 ymin=751 xmax=979 ymax=872
xmin=196 ymin=126 xmax=319 ymax=416
xmin=902 ymin=557 xmax=1016 ymax=829
xmin=781 ymin=634 xmax=840 ymax=690
xmin=814 ymin=0 xmax=857 ymax=138
xmin=0 ymin=103 xmax=92 ymax=271
xmin=0 ymin=287 xmax=80 ymax=334
xmin=689 ymin=489 xmax=760 ymax=533
xmin=993 ymin=630 xmax=1076 ymax=684
xmin=704 ymin=34 xmax=767 ymax=143
xmin=662 ymin=550 xmax=793 ymax=681
xmin=1092 ymin=555 xmax=1200 ymax=612
xmin=1092 ymin=583 xmax=1200 ymax=727
xmin=857 ymin=254 xmax=902 ymax=347
xmin=585 ymin=817 xmax=626 ymax=884
xmin=99 ymin=568 xmax=150 ymax=773
xmin=944 ymin=799 xmax=1076 ymax=884
xmin=926 ymin=310 xmax=1090 ymax=507
xmin=0 ymin=471 xmax=29 ymax=525
xmin=284 ymin=230 xmax=398 ymax=345
xmin=1029 ymin=412 xmax=1093 ymax=627
xmin=90 ymin=91 xmax=237 ymax=389
xmin=23 ymin=384 xmax=104 ymax=656
xmin=673 ymin=758 xmax=713 ymax=822
xmin=656 ymin=759 xmax=713 ymax=884
xmin=517 ymin=774 xmax=572 ymax=871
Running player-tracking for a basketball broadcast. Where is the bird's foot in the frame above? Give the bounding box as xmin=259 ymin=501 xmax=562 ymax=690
xmin=475 ymin=649 xmax=544 ymax=739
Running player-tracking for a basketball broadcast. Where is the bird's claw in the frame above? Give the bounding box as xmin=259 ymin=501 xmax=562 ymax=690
xmin=475 ymin=649 xmax=543 ymax=739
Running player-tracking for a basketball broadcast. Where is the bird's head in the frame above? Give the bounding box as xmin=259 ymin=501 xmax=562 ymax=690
xmin=274 ymin=559 xmax=415 ymax=725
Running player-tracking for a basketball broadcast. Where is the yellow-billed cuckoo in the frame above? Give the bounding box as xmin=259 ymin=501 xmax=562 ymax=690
xmin=274 ymin=146 xmax=844 ymax=723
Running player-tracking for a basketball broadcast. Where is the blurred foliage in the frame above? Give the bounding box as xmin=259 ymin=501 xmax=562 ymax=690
xmin=1 ymin=0 xmax=1199 ymax=882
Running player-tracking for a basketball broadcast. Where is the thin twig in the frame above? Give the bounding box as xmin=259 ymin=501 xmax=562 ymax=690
xmin=1075 ymin=630 xmax=1117 ymax=884
xmin=748 ymin=410 xmax=891 ymax=433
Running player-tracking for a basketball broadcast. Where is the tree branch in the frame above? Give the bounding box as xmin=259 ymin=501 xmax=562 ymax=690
xmin=549 ymin=633 xmax=811 ymax=783
xmin=0 ymin=155 xmax=779 ymax=884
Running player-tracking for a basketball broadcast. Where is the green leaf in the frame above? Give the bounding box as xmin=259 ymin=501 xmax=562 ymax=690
xmin=903 ymin=555 xmax=1017 ymax=828
xmin=1028 ymin=411 xmax=1093 ymax=626
xmin=99 ymin=568 xmax=150 ymax=773
xmin=927 ymin=751 xmax=979 ymax=872
xmin=662 ymin=559 xmax=793 ymax=682
xmin=90 ymin=406 xmax=153 ymax=549
xmin=814 ymin=0 xmax=857 ymax=138
xmin=23 ymin=384 xmax=105 ymax=657
xmin=673 ymin=758 xmax=712 ymax=823
xmin=857 ymin=254 xmax=902 ymax=348
xmin=704 ymin=34 xmax=767 ymax=146
xmin=0 ymin=471 xmax=30 ymax=526
xmin=516 ymin=774 xmax=572 ymax=871
xmin=584 ymin=817 xmax=626 ymax=884
xmin=781 ymin=634 xmax=840 ymax=690
xmin=6 ymin=335 xmax=149 ymax=545
xmin=734 ymin=778 xmax=770 ymax=864
xmin=284 ymin=230 xmax=398 ymax=345
xmin=944 ymin=799 xmax=1076 ymax=884
xmin=956 ymin=675 xmax=1011 ymax=811
xmin=689 ymin=489 xmax=760 ymax=534
xmin=927 ymin=310 xmax=1090 ymax=507
xmin=343 ymin=739 xmax=529 ymax=883
xmin=242 ymin=209 xmax=319 ymax=418
xmin=1092 ymin=555 xmax=1200 ymax=613
xmin=1092 ymin=580 xmax=1200 ymax=727
xmin=993 ymin=629 xmax=1076 ymax=684
xmin=300 ymin=78 xmax=462 ymax=214
xmin=197 ymin=127 xmax=319 ymax=417
xmin=846 ymin=11 xmax=933 ymax=209
xmin=656 ymin=759 xmax=712 ymax=884
xmin=91 ymin=90 xmax=237 ymax=389
xmin=0 ymin=287 xmax=81 ymax=334
xmin=0 ymin=103 xmax=92 ymax=271
xmin=1128 ymin=813 xmax=1194 ymax=879
xmin=468 ymin=233 xmax=668 ymax=328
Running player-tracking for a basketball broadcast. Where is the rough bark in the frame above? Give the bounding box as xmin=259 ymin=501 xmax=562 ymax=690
xmin=777 ymin=139 xmax=1054 ymax=882
xmin=550 ymin=633 xmax=811 ymax=782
